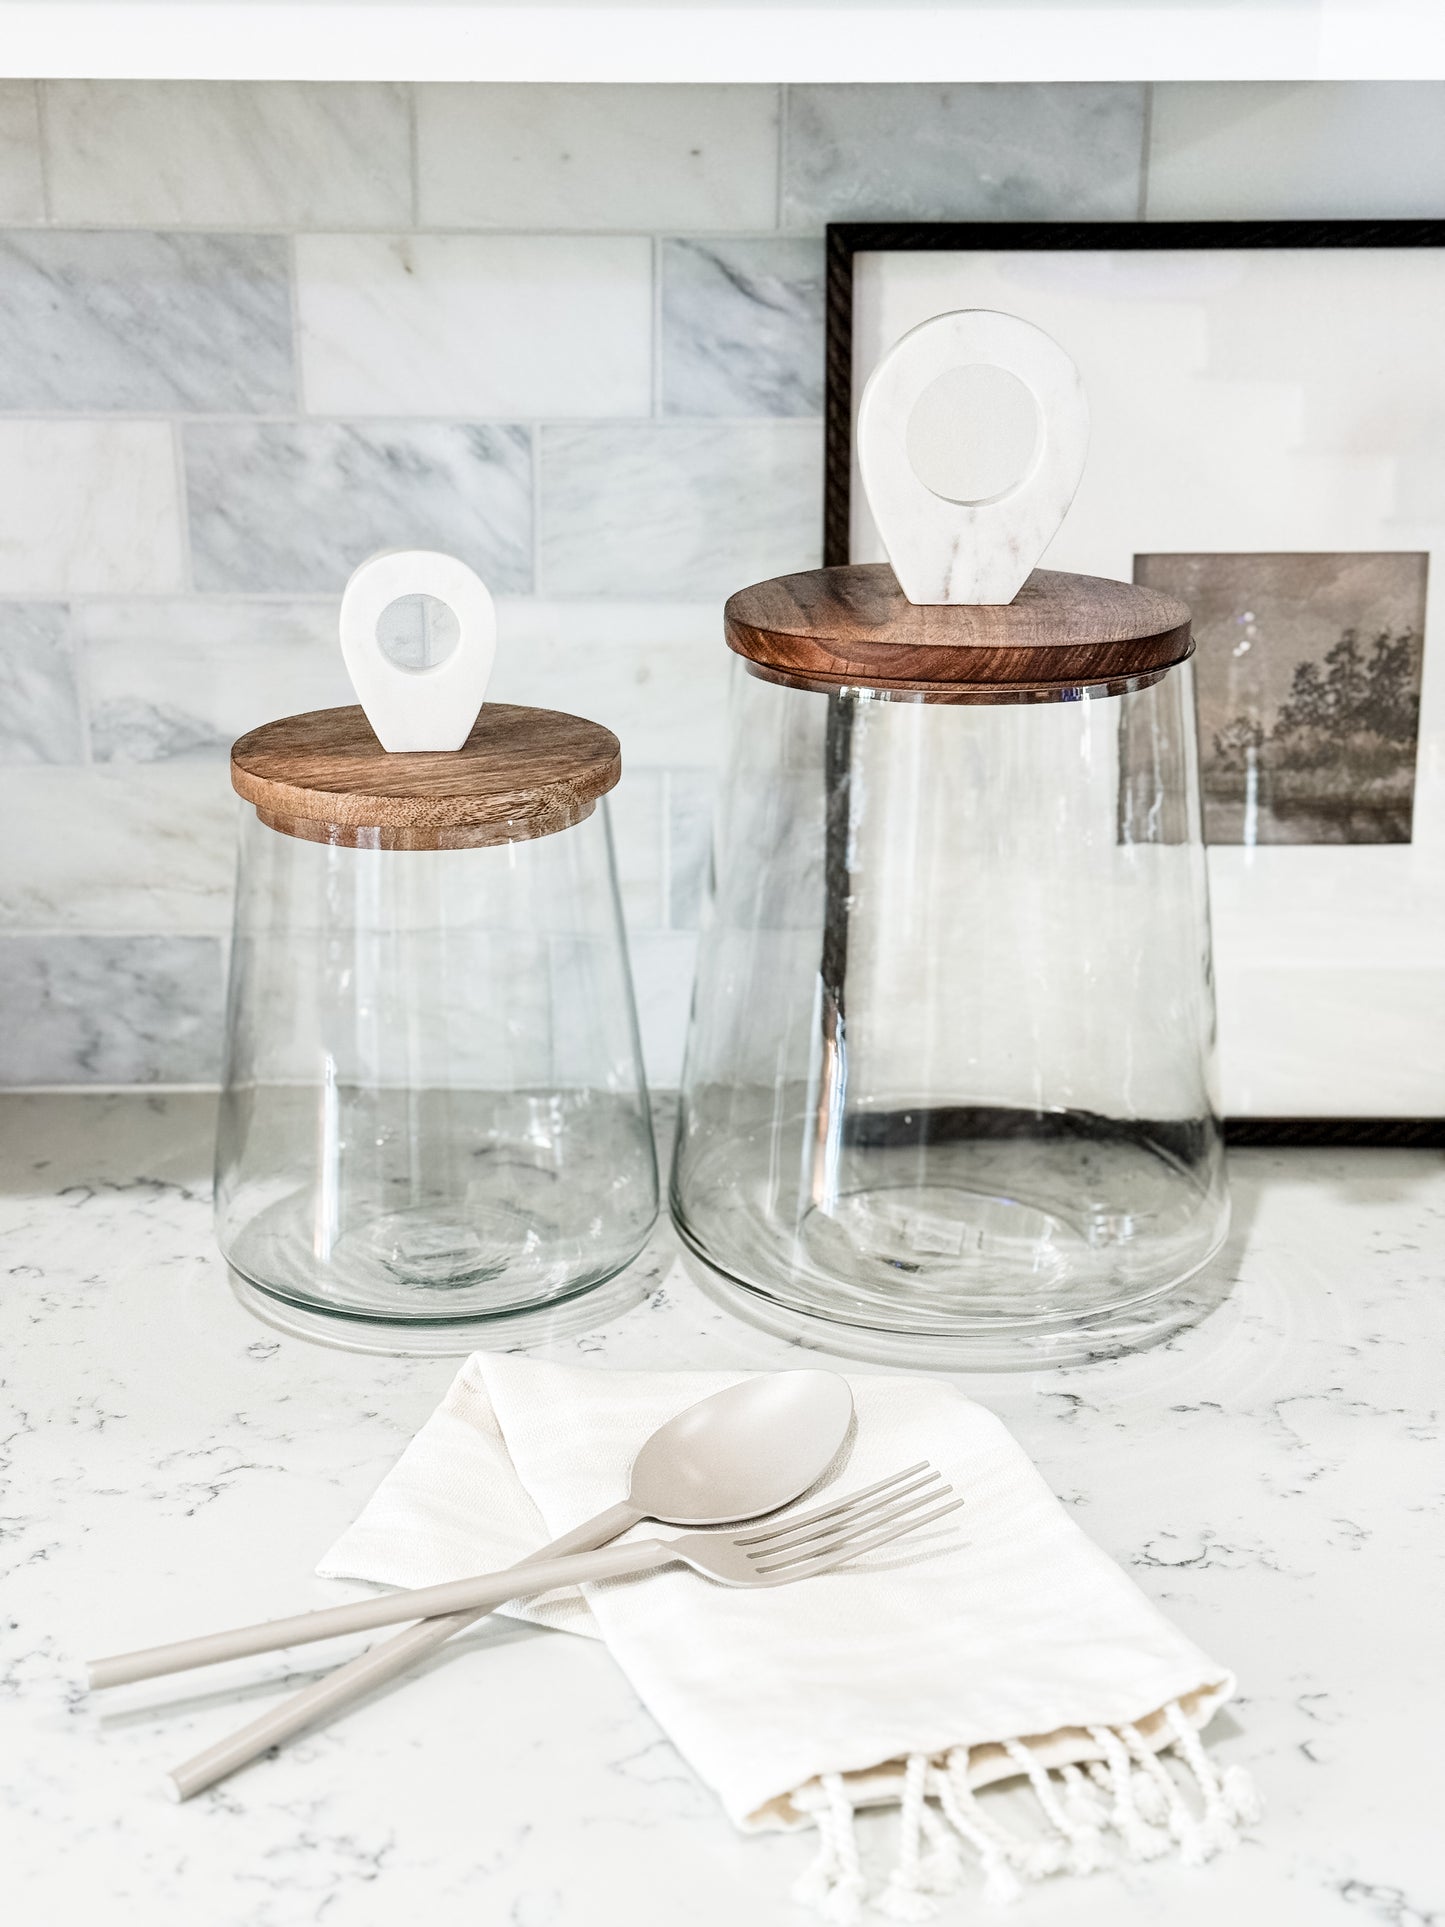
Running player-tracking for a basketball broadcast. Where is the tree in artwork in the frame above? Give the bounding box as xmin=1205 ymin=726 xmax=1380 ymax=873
xmin=1133 ymin=553 xmax=1429 ymax=847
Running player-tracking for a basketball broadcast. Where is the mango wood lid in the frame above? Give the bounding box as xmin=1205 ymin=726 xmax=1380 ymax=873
xmin=724 ymin=564 xmax=1193 ymax=704
xmin=231 ymin=703 xmax=621 ymax=850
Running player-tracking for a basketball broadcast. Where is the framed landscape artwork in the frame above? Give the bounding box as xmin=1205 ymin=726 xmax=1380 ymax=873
xmin=825 ymin=219 xmax=1445 ymax=1137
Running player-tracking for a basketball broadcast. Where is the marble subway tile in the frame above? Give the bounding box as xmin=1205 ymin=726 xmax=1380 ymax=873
xmin=604 ymin=770 xmax=665 ymax=932
xmin=0 ymin=934 xmax=224 ymax=1084
xmin=184 ymin=422 xmax=533 ymax=595
xmin=661 ymin=238 xmax=824 ymax=418
xmin=783 ymin=83 xmax=1147 ymax=227
xmin=665 ymin=770 xmax=716 ymax=931
xmin=417 ymin=83 xmax=779 ymax=231
xmin=488 ymin=600 xmax=729 ymax=770
xmin=0 ymin=604 xmax=83 ymax=765
xmin=0 ymin=81 xmax=44 ymax=223
xmin=626 ymin=930 xmax=699 ymax=1088
xmin=0 ymin=422 xmax=183 ymax=595
xmin=43 ymin=81 xmax=412 ymax=228
xmin=296 ymin=234 xmax=652 ymax=418
xmin=1147 ymin=83 xmax=1445 ymax=219
xmin=81 ymin=599 xmax=351 ymax=763
xmin=0 ymin=233 xmax=294 ymax=413
xmin=538 ymin=421 xmax=822 ymax=599
xmin=0 ymin=766 xmax=237 ymax=936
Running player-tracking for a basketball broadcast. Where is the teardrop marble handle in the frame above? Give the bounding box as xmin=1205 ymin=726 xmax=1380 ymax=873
xmin=857 ymin=308 xmax=1089 ymax=606
xmin=339 ymin=549 xmax=496 ymax=752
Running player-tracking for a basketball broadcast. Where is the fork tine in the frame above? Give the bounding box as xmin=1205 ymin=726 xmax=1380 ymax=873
xmin=730 ymin=1462 xmax=932 ymax=1546
xmin=744 ymin=1469 xmax=946 ymax=1556
xmin=749 ymin=1479 xmax=954 ymax=1571
xmin=753 ymin=1494 xmax=967 ymax=1579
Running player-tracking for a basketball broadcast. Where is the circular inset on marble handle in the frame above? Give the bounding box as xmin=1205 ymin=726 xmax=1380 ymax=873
xmin=904 ymin=362 xmax=1041 ymax=507
xmin=858 ymin=309 xmax=1089 ymax=606
xmin=339 ymin=549 xmax=496 ymax=752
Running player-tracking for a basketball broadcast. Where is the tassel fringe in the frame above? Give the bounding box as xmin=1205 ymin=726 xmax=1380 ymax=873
xmin=788 ymin=1702 xmax=1257 ymax=1920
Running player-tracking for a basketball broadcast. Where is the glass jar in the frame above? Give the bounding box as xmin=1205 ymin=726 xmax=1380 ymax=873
xmin=217 ymin=701 xmax=657 ymax=1349
xmin=672 ymin=564 xmax=1228 ymax=1366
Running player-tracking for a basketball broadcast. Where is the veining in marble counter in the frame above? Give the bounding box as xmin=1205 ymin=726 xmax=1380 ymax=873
xmin=1 ymin=1094 xmax=1441 ymax=1926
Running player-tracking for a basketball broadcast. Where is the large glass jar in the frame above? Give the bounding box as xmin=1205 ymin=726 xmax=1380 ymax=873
xmin=217 ymin=701 xmax=657 ymax=1350
xmin=672 ymin=564 xmax=1228 ymax=1366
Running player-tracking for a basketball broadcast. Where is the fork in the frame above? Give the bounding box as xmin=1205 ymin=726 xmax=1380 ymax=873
xmin=161 ymin=1464 xmax=963 ymax=1800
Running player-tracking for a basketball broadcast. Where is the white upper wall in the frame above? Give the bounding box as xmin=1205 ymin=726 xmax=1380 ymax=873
xmin=0 ymin=2 xmax=1443 ymax=85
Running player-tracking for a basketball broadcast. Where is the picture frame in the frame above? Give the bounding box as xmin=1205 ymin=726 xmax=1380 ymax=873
xmin=824 ymin=219 xmax=1445 ymax=1145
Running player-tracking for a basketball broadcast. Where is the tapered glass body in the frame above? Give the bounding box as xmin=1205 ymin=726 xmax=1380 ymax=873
xmin=672 ymin=664 xmax=1227 ymax=1360
xmin=217 ymin=803 xmax=657 ymax=1332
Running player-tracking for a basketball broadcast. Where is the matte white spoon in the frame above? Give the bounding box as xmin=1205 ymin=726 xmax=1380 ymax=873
xmin=106 ymin=1370 xmax=854 ymax=1799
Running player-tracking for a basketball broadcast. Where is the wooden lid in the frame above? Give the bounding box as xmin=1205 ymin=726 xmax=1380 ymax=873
xmin=725 ymin=564 xmax=1192 ymax=703
xmin=231 ymin=703 xmax=621 ymax=850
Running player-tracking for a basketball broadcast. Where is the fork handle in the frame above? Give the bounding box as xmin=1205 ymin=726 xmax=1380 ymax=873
xmin=92 ymin=1537 xmax=669 ymax=1691
xmin=164 ymin=1536 xmax=672 ymax=1801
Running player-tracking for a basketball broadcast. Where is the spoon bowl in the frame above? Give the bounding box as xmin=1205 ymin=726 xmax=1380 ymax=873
xmin=628 ymin=1370 xmax=853 ymax=1526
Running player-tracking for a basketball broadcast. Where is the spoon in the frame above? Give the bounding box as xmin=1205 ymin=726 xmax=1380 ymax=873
xmin=118 ymin=1370 xmax=854 ymax=1800
xmin=91 ymin=1370 xmax=855 ymax=1692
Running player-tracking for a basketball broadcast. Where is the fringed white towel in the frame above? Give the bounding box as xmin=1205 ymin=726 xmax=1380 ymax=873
xmin=319 ymin=1356 xmax=1259 ymax=1919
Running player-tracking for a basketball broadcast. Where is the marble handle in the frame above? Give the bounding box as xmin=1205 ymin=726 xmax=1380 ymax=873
xmin=338 ymin=547 xmax=496 ymax=751
xmin=857 ymin=307 xmax=1089 ymax=606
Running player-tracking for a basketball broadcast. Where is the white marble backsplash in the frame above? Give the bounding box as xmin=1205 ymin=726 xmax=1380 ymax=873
xmin=0 ymin=420 xmax=182 ymax=595
xmin=3 ymin=78 xmax=1445 ymax=1086
xmin=414 ymin=83 xmax=782 ymax=231
xmin=538 ymin=419 xmax=823 ymax=598
xmin=0 ymin=80 xmax=43 ymax=223
xmin=0 ymin=936 xmax=224 ymax=1083
xmin=660 ymin=238 xmax=825 ymax=417
xmin=781 ymin=83 xmax=1150 ymax=224
xmin=184 ymin=421 xmax=535 ymax=595
xmin=0 ymin=601 xmax=83 ymax=763
xmin=296 ymin=234 xmax=655 ymax=419
xmin=42 ymin=80 xmax=414 ymax=228
xmin=0 ymin=230 xmax=294 ymax=411
xmin=82 ymin=599 xmax=352 ymax=763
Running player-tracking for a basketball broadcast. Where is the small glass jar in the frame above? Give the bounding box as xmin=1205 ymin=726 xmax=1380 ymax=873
xmin=216 ymin=700 xmax=657 ymax=1349
xmin=672 ymin=564 xmax=1228 ymax=1366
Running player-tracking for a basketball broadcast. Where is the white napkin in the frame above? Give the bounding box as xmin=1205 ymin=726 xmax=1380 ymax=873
xmin=320 ymin=1354 xmax=1258 ymax=1919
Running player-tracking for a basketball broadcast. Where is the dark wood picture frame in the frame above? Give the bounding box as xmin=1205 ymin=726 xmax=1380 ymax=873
xmin=823 ymin=218 xmax=1445 ymax=1148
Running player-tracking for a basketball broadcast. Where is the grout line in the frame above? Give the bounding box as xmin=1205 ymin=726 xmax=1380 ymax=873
xmin=31 ymin=79 xmax=53 ymax=224
xmin=0 ymin=220 xmax=798 ymax=241
xmin=0 ymin=407 xmax=820 ymax=428
xmin=6 ymin=590 xmax=345 ymax=607
xmin=1138 ymin=82 xmax=1154 ymax=222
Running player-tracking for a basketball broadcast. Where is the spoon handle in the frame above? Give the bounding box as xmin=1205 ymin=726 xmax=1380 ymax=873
xmin=155 ymin=1499 xmax=643 ymax=1801
xmin=91 ymin=1527 xmax=662 ymax=1690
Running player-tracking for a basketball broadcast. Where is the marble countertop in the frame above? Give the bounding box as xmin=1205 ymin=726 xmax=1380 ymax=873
xmin=2 ymin=1091 xmax=1441 ymax=1927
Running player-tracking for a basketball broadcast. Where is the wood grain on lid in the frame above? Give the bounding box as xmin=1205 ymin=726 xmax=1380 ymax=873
xmin=725 ymin=563 xmax=1193 ymax=702
xmin=231 ymin=703 xmax=621 ymax=850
